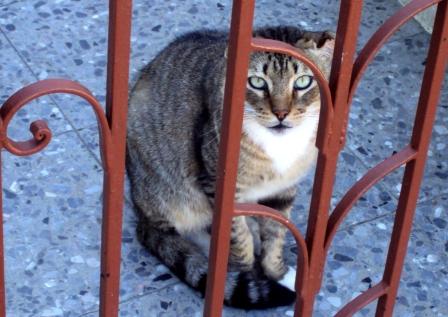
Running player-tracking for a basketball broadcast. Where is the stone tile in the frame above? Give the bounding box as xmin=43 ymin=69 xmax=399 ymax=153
xmin=0 ymin=0 xmax=109 ymax=129
xmin=313 ymin=205 xmax=446 ymax=317
xmin=0 ymin=32 xmax=70 ymax=139
xmin=76 ymin=124 xmax=131 ymax=202
xmin=69 ymin=125 xmax=101 ymax=164
xmin=315 ymin=215 xmax=394 ymax=316
xmin=2 ymin=131 xmax=103 ymax=316
xmin=277 ymin=128 xmax=447 ymax=314
xmin=284 ymin=195 xmax=447 ymax=316
xmin=395 ymin=194 xmax=448 ymax=317
xmin=346 ymin=30 xmax=448 ymax=202
xmin=359 ymin=0 xmax=424 ymax=43
xmin=1 ymin=134 xmax=168 ymax=316
xmin=332 ymin=149 xmax=398 ymax=222
xmin=119 ymin=201 xmax=183 ymax=303
xmin=285 ymin=147 xmax=397 ymax=248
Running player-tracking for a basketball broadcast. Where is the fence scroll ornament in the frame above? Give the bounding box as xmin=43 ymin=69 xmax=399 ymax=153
xmin=0 ymin=1 xmax=132 ymax=316
xmin=0 ymin=0 xmax=447 ymax=317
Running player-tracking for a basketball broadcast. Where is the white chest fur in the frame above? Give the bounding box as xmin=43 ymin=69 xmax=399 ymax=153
xmin=243 ymin=116 xmax=318 ymax=175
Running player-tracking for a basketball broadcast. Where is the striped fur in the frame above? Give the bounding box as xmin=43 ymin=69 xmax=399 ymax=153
xmin=126 ymin=26 xmax=334 ymax=309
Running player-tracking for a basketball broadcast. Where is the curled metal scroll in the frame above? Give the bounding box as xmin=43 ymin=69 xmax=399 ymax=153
xmin=0 ymin=79 xmax=112 ymax=169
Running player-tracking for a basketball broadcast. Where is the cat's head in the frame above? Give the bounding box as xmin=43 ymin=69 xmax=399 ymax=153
xmin=244 ymin=29 xmax=334 ymax=132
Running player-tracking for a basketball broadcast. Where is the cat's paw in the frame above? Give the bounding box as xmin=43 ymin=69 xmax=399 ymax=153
xmin=278 ymin=266 xmax=297 ymax=292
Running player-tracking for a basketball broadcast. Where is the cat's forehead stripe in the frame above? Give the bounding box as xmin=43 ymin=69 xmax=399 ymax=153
xmin=266 ymin=54 xmax=301 ymax=74
xmin=273 ymin=60 xmax=279 ymax=72
xmin=263 ymin=64 xmax=268 ymax=75
xmin=252 ymin=52 xmax=312 ymax=76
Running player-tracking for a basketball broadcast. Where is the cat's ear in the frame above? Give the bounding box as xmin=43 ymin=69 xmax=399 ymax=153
xmin=294 ymin=37 xmax=316 ymax=50
xmin=314 ymin=35 xmax=335 ymax=61
xmin=294 ymin=31 xmax=335 ymax=60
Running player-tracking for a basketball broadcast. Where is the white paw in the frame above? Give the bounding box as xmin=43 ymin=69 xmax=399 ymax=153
xmin=278 ymin=266 xmax=297 ymax=291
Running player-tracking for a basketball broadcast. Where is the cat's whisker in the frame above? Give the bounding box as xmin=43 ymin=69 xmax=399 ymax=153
xmin=298 ymin=115 xmax=319 ymax=118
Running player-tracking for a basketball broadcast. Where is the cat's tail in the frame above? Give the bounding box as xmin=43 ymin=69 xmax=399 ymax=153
xmin=137 ymin=219 xmax=296 ymax=309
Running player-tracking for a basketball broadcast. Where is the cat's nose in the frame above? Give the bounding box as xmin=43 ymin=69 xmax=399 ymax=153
xmin=273 ymin=110 xmax=290 ymax=121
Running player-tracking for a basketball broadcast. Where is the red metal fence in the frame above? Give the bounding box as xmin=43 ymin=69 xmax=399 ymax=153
xmin=0 ymin=1 xmax=132 ymax=316
xmin=0 ymin=0 xmax=447 ymax=316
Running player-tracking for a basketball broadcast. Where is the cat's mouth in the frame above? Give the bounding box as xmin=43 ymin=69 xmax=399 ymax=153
xmin=268 ymin=123 xmax=292 ymax=132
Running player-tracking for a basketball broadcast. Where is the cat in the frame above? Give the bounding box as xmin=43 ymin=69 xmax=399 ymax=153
xmin=126 ymin=26 xmax=334 ymax=309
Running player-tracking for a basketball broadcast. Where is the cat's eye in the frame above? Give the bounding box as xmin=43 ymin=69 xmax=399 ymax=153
xmin=294 ymin=75 xmax=313 ymax=90
xmin=248 ymin=76 xmax=268 ymax=90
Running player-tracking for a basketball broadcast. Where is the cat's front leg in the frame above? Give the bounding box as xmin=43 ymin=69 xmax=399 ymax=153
xmin=228 ymin=216 xmax=255 ymax=271
xmin=257 ymin=188 xmax=296 ymax=280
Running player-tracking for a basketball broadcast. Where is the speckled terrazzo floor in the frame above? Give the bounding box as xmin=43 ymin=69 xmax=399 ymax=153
xmin=0 ymin=0 xmax=447 ymax=316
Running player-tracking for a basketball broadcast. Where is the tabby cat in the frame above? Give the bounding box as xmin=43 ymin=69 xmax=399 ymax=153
xmin=126 ymin=26 xmax=334 ymax=309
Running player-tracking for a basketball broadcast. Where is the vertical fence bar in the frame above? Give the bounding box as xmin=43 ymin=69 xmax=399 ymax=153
xmin=99 ymin=1 xmax=132 ymax=316
xmin=0 ymin=154 xmax=4 ymax=317
xmin=302 ymin=1 xmax=363 ymax=315
xmin=376 ymin=1 xmax=448 ymax=316
xmin=203 ymin=1 xmax=255 ymax=316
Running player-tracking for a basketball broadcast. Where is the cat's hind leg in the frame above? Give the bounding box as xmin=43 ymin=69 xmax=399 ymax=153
xmin=136 ymin=216 xmax=209 ymax=290
xmin=137 ymin=214 xmax=295 ymax=309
